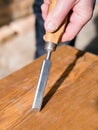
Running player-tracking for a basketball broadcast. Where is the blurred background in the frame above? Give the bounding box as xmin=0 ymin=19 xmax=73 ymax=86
xmin=0 ymin=0 xmax=98 ymax=79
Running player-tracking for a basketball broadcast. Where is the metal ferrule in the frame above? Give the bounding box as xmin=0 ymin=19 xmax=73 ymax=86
xmin=44 ymin=42 xmax=57 ymax=52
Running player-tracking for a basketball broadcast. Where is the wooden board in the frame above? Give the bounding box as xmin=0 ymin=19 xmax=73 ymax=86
xmin=0 ymin=45 xmax=98 ymax=130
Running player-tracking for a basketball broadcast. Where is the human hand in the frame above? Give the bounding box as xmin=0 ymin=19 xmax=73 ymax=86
xmin=41 ymin=0 xmax=96 ymax=42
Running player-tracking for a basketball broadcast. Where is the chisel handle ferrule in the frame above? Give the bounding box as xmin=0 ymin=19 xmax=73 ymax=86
xmin=45 ymin=42 xmax=57 ymax=52
xmin=45 ymin=42 xmax=56 ymax=60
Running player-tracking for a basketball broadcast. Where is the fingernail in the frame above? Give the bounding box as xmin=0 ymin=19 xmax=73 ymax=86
xmin=46 ymin=22 xmax=57 ymax=32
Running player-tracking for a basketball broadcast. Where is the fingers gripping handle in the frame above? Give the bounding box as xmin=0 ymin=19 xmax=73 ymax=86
xmin=44 ymin=0 xmax=68 ymax=44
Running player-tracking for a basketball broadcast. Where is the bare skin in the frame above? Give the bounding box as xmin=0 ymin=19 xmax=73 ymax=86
xmin=41 ymin=0 xmax=96 ymax=42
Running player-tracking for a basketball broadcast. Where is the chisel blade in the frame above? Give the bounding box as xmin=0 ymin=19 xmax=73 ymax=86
xmin=32 ymin=59 xmax=51 ymax=111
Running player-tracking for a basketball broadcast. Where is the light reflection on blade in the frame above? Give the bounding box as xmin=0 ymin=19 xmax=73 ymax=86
xmin=32 ymin=59 xmax=51 ymax=111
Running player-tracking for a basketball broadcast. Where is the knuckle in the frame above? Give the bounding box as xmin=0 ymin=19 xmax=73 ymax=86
xmin=86 ymin=12 xmax=93 ymax=21
xmin=41 ymin=4 xmax=44 ymax=10
xmin=83 ymin=9 xmax=93 ymax=22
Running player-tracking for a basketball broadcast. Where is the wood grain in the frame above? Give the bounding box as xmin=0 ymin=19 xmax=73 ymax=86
xmin=0 ymin=46 xmax=98 ymax=130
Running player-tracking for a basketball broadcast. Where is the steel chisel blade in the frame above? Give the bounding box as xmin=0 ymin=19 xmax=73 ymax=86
xmin=32 ymin=59 xmax=51 ymax=111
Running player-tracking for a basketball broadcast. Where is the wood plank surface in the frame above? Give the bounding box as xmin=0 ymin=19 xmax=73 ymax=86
xmin=0 ymin=45 xmax=98 ymax=130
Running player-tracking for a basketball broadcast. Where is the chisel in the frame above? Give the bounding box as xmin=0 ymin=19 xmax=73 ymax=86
xmin=32 ymin=0 xmax=68 ymax=111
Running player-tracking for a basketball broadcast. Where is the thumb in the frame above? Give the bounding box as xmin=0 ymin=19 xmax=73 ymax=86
xmin=45 ymin=0 xmax=75 ymax=32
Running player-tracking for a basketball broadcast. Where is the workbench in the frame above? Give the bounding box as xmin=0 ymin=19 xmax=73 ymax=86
xmin=0 ymin=45 xmax=98 ymax=130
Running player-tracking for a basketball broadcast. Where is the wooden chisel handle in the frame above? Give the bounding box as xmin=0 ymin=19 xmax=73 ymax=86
xmin=44 ymin=0 xmax=68 ymax=44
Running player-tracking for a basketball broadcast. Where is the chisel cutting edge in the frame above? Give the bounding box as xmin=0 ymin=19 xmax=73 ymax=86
xmin=32 ymin=0 xmax=68 ymax=111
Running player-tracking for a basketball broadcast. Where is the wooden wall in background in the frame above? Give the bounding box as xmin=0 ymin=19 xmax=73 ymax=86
xmin=0 ymin=0 xmax=34 ymax=26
